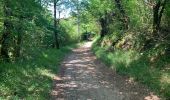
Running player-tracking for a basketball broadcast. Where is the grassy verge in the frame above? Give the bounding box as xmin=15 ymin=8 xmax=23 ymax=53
xmin=0 ymin=44 xmax=78 ymax=99
xmin=92 ymin=38 xmax=170 ymax=99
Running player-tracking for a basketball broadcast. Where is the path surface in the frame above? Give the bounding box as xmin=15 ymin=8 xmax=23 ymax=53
xmin=52 ymin=42 xmax=160 ymax=100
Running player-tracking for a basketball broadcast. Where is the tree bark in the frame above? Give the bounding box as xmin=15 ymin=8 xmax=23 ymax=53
xmin=54 ymin=0 xmax=59 ymax=49
xmin=15 ymin=19 xmax=23 ymax=58
xmin=100 ymin=17 xmax=105 ymax=38
xmin=1 ymin=0 xmax=11 ymax=62
xmin=153 ymin=0 xmax=167 ymax=34
xmin=99 ymin=14 xmax=108 ymax=38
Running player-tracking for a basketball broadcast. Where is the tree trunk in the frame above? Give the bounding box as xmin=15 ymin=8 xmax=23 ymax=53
xmin=99 ymin=17 xmax=106 ymax=38
xmin=153 ymin=0 xmax=161 ymax=34
xmin=15 ymin=20 xmax=23 ymax=58
xmin=99 ymin=12 xmax=109 ymax=38
xmin=54 ymin=0 xmax=59 ymax=49
xmin=153 ymin=0 xmax=167 ymax=34
xmin=1 ymin=0 xmax=11 ymax=62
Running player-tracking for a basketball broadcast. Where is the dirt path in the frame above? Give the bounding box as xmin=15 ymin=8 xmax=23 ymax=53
xmin=51 ymin=42 xmax=160 ymax=100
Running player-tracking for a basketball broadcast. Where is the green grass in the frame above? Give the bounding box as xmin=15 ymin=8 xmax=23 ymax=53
xmin=92 ymin=39 xmax=170 ymax=99
xmin=0 ymin=44 xmax=77 ymax=99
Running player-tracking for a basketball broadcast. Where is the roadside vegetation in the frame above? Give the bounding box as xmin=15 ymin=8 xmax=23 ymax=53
xmin=0 ymin=0 xmax=170 ymax=99
xmin=88 ymin=0 xmax=170 ymax=99
xmin=0 ymin=0 xmax=81 ymax=99
xmin=93 ymin=37 xmax=170 ymax=99
xmin=0 ymin=45 xmax=77 ymax=99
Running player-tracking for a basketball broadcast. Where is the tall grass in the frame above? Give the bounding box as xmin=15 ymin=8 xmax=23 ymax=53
xmin=92 ymin=40 xmax=170 ymax=99
xmin=0 ymin=45 xmax=77 ymax=99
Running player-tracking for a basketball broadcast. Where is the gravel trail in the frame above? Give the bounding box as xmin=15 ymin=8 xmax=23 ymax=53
xmin=52 ymin=42 xmax=160 ymax=100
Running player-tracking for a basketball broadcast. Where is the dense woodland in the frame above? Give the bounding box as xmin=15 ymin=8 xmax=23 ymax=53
xmin=0 ymin=0 xmax=170 ymax=99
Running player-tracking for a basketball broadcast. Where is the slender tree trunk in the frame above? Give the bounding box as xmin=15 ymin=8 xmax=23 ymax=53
xmin=99 ymin=16 xmax=107 ymax=38
xmin=77 ymin=0 xmax=81 ymax=41
xmin=111 ymin=0 xmax=129 ymax=47
xmin=14 ymin=2 xmax=25 ymax=58
xmin=58 ymin=11 xmax=61 ymax=24
xmin=15 ymin=19 xmax=23 ymax=58
xmin=114 ymin=0 xmax=129 ymax=30
xmin=54 ymin=0 xmax=59 ymax=49
xmin=143 ymin=0 xmax=167 ymax=49
xmin=15 ymin=33 xmax=22 ymax=57
xmin=153 ymin=0 xmax=161 ymax=33
xmin=99 ymin=18 xmax=104 ymax=38
xmin=153 ymin=0 xmax=167 ymax=34
xmin=99 ymin=11 xmax=110 ymax=38
xmin=1 ymin=0 xmax=11 ymax=62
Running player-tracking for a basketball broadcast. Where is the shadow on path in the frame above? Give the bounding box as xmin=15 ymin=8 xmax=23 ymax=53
xmin=51 ymin=42 xmax=160 ymax=100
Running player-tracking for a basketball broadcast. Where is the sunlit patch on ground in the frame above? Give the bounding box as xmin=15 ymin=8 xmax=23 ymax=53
xmin=160 ymin=73 xmax=170 ymax=84
xmin=37 ymin=68 xmax=56 ymax=79
xmin=144 ymin=93 xmax=160 ymax=100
